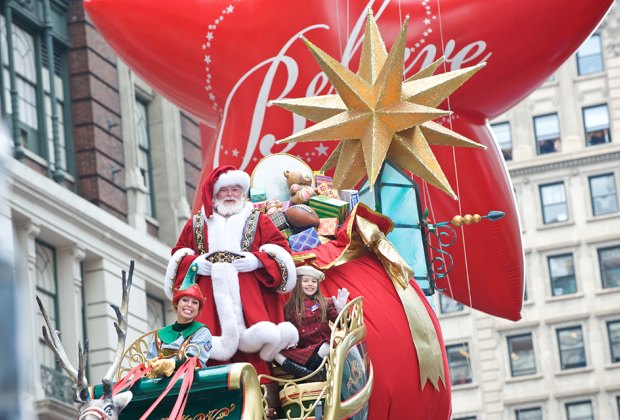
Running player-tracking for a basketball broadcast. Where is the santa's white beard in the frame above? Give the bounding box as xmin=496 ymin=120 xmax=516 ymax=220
xmin=214 ymin=197 xmax=245 ymax=216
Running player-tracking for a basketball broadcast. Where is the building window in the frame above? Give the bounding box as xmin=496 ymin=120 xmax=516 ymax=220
xmin=557 ymin=326 xmax=586 ymax=370
xmin=540 ymin=182 xmax=568 ymax=224
xmin=534 ymin=114 xmax=560 ymax=155
xmin=617 ymin=396 xmax=620 ymax=417
xmin=577 ymin=34 xmax=604 ymax=76
xmin=439 ymin=294 xmax=464 ymax=314
xmin=598 ymin=246 xmax=620 ymax=289
xmin=453 ymin=417 xmax=476 ymax=420
xmin=565 ymin=400 xmax=594 ymax=420
xmin=589 ymin=173 xmax=618 ymax=216
xmin=134 ymin=98 xmax=155 ymax=217
xmin=583 ymin=104 xmax=611 ymax=146
xmin=146 ymin=294 xmax=166 ymax=332
xmin=515 ymin=407 xmax=543 ymax=420
xmin=0 ymin=5 xmax=71 ymax=176
xmin=548 ymin=254 xmax=577 ymax=296
xmin=490 ymin=122 xmax=512 ymax=161
xmin=507 ymin=333 xmax=536 ymax=377
xmin=35 ymin=241 xmax=72 ymax=403
xmin=607 ymin=320 xmax=620 ymax=363
xmin=446 ymin=343 xmax=473 ymax=386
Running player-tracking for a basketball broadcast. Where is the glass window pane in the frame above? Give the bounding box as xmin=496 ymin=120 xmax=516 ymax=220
xmin=534 ymin=114 xmax=560 ymax=155
xmin=599 ymin=246 xmax=620 ymax=289
xmin=134 ymin=99 xmax=155 ymax=217
xmin=446 ymin=343 xmax=473 ymax=385
xmin=583 ymin=105 xmax=611 ymax=146
xmin=566 ymin=400 xmax=594 ymax=420
xmin=548 ymin=254 xmax=577 ymax=296
xmin=440 ymin=294 xmax=464 ymax=314
xmin=540 ymin=183 xmax=568 ymax=224
xmin=589 ymin=174 xmax=618 ymax=216
xmin=607 ymin=320 xmax=620 ymax=363
xmin=577 ymin=34 xmax=603 ymax=75
xmin=490 ymin=122 xmax=512 ymax=161
xmin=146 ymin=295 xmax=166 ymax=331
xmin=516 ymin=407 xmax=543 ymax=420
xmin=557 ymin=327 xmax=586 ymax=370
xmin=508 ymin=334 xmax=536 ymax=377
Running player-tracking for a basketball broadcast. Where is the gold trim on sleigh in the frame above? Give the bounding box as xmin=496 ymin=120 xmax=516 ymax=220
xmin=115 ymin=297 xmax=372 ymax=419
xmin=259 ymin=297 xmax=373 ymax=420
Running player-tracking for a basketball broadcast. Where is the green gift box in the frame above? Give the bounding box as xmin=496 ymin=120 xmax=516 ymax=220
xmin=309 ymin=195 xmax=349 ymax=224
xmin=250 ymin=186 xmax=267 ymax=203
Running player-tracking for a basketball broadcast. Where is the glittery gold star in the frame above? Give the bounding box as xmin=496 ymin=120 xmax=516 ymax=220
xmin=273 ymin=11 xmax=485 ymax=198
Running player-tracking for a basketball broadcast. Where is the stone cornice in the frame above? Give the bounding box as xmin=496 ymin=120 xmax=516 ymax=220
xmin=7 ymin=160 xmax=169 ymax=276
xmin=508 ymin=150 xmax=620 ymax=177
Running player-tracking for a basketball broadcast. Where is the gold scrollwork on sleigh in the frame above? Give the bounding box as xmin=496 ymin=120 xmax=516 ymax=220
xmin=258 ymin=296 xmax=373 ymax=420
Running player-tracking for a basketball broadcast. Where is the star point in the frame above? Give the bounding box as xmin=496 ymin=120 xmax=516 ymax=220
xmin=273 ymin=10 xmax=484 ymax=196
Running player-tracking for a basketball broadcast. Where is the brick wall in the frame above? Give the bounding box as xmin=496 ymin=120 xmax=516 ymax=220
xmin=67 ymin=2 xmax=127 ymax=221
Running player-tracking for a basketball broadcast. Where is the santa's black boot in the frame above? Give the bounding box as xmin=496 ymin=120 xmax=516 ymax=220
xmin=281 ymin=358 xmax=314 ymax=378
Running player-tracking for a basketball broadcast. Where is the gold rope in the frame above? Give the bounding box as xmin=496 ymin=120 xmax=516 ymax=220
xmin=354 ymin=215 xmax=445 ymax=390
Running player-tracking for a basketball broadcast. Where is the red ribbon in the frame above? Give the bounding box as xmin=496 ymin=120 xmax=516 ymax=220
xmin=139 ymin=357 xmax=199 ymax=420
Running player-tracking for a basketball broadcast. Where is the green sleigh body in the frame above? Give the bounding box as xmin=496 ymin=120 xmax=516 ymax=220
xmin=92 ymin=297 xmax=372 ymax=420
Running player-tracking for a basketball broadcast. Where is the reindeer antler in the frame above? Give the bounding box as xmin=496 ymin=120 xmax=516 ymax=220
xmin=103 ymin=260 xmax=134 ymax=385
xmin=36 ymin=295 xmax=88 ymax=400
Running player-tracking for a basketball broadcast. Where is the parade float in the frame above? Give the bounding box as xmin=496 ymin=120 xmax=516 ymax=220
xmin=39 ymin=0 xmax=612 ymax=418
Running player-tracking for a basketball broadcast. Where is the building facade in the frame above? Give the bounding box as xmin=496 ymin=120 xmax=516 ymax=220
xmin=440 ymin=3 xmax=620 ymax=420
xmin=1 ymin=1 xmax=209 ymax=417
xmin=2 ymin=1 xmax=619 ymax=419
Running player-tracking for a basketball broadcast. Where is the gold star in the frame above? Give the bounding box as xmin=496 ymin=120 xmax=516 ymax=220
xmin=273 ymin=11 xmax=485 ymax=198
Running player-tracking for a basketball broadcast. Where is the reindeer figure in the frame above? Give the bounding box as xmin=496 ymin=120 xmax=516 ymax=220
xmin=37 ymin=261 xmax=135 ymax=419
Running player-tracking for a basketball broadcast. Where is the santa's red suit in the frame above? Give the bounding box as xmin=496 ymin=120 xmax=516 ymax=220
xmin=164 ymin=166 xmax=297 ymax=378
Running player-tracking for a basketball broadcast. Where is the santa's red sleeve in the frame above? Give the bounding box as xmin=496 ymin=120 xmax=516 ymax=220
xmin=164 ymin=219 xmax=200 ymax=300
xmin=252 ymin=214 xmax=297 ymax=293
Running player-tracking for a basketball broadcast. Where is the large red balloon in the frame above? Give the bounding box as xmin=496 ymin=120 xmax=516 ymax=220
xmin=84 ymin=0 xmax=612 ymax=417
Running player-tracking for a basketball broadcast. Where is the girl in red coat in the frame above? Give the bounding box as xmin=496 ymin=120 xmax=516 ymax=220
xmin=275 ymin=265 xmax=349 ymax=378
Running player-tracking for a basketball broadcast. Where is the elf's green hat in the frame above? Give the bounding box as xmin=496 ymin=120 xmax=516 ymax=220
xmin=172 ymin=262 xmax=206 ymax=307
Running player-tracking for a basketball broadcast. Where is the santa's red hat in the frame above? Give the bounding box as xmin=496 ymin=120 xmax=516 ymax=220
xmin=201 ymin=165 xmax=251 ymax=217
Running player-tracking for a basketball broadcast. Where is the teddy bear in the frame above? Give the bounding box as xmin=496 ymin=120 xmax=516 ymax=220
xmin=284 ymin=169 xmax=316 ymax=205
xmin=265 ymin=199 xmax=283 ymax=215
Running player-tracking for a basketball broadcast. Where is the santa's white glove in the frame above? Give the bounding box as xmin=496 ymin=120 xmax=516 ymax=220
xmin=194 ymin=254 xmax=213 ymax=276
xmin=332 ymin=288 xmax=349 ymax=313
xmin=232 ymin=252 xmax=263 ymax=273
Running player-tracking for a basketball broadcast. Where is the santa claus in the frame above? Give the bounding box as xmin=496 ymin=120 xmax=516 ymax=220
xmin=164 ymin=165 xmax=298 ymax=379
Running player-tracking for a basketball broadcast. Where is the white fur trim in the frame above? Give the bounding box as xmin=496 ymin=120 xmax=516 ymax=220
xmin=270 ymin=322 xmax=299 ymax=361
xmin=213 ymin=170 xmax=250 ymax=195
xmin=239 ymin=321 xmax=281 ymax=359
xmin=206 ymin=203 xmax=252 ymax=253
xmin=259 ymin=243 xmax=297 ymax=293
xmin=296 ymin=265 xmax=325 ymax=281
xmin=209 ymin=263 xmax=241 ymax=361
xmin=164 ymin=248 xmax=195 ymax=300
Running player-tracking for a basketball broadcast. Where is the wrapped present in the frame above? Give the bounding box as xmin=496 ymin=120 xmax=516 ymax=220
xmin=313 ymin=170 xmax=325 ymax=176
xmin=316 ymin=182 xmax=339 ymax=199
xmin=288 ymin=227 xmax=321 ymax=252
xmin=339 ymin=189 xmax=359 ymax=214
xmin=314 ymin=174 xmax=333 ymax=188
xmin=252 ymin=200 xmax=267 ymax=213
xmin=268 ymin=210 xmax=290 ymax=231
xmin=250 ymin=186 xmax=267 ymax=203
xmin=309 ymin=195 xmax=349 ymax=224
xmin=317 ymin=217 xmax=338 ymax=237
xmin=280 ymin=228 xmax=293 ymax=239
xmin=281 ymin=200 xmax=291 ymax=212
